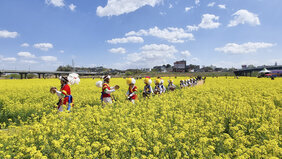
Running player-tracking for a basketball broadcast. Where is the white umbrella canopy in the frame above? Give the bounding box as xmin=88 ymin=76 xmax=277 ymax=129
xmin=259 ymin=68 xmax=271 ymax=73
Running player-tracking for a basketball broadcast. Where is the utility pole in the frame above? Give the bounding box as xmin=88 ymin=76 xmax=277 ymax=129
xmin=72 ymin=59 xmax=75 ymax=72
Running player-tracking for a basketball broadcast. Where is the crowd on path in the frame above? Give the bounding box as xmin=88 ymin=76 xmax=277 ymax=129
xmin=50 ymin=74 xmax=205 ymax=111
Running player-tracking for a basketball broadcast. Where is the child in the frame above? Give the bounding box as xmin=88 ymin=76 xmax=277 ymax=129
xmin=126 ymin=78 xmax=138 ymax=104
xmin=168 ymin=79 xmax=176 ymax=91
xmin=143 ymin=76 xmax=153 ymax=98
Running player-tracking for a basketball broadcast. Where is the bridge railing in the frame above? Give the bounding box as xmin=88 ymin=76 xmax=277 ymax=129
xmin=0 ymin=70 xmax=107 ymax=79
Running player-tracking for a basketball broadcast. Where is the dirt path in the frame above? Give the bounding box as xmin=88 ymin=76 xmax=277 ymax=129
xmin=196 ymin=80 xmax=204 ymax=86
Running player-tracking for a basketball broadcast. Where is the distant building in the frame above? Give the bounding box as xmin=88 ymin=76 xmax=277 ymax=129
xmin=161 ymin=66 xmax=167 ymax=72
xmin=141 ymin=68 xmax=151 ymax=72
xmin=186 ymin=64 xmax=200 ymax=72
xmin=166 ymin=67 xmax=173 ymax=72
xmin=173 ymin=60 xmax=186 ymax=72
xmin=242 ymin=65 xmax=247 ymax=69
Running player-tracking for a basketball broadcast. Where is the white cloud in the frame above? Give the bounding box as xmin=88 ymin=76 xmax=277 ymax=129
xmin=21 ymin=60 xmax=38 ymax=64
xmin=107 ymin=36 xmax=144 ymax=44
xmin=33 ymin=43 xmax=53 ymax=51
xmin=0 ymin=56 xmax=17 ymax=62
xmin=190 ymin=57 xmax=199 ymax=63
xmin=199 ymin=14 xmax=221 ymax=29
xmin=228 ymin=10 xmax=260 ymax=27
xmin=181 ymin=50 xmax=191 ymax=57
xmin=185 ymin=7 xmax=193 ymax=12
xmin=109 ymin=47 xmax=126 ymax=54
xmin=215 ymin=42 xmax=275 ymax=54
xmin=17 ymin=52 xmax=36 ymax=58
xmin=96 ymin=0 xmax=162 ymax=17
xmin=69 ymin=4 xmax=76 ymax=11
xmin=40 ymin=56 xmax=57 ymax=62
xmin=124 ymin=44 xmax=178 ymax=68
xmin=169 ymin=3 xmax=173 ymax=9
xmin=0 ymin=30 xmax=19 ymax=38
xmin=187 ymin=25 xmax=199 ymax=32
xmin=186 ymin=14 xmax=220 ymax=31
xmin=218 ymin=4 xmax=226 ymax=9
xmin=45 ymin=0 xmax=65 ymax=7
xmin=160 ymin=12 xmax=167 ymax=16
xmin=207 ymin=2 xmax=215 ymax=7
xmin=59 ymin=50 xmax=64 ymax=53
xmin=141 ymin=44 xmax=177 ymax=52
xmin=195 ymin=0 xmax=200 ymax=5
xmin=21 ymin=43 xmax=29 ymax=47
xmin=126 ymin=26 xmax=194 ymax=43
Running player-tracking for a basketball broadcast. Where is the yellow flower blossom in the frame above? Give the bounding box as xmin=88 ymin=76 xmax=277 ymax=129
xmin=0 ymin=77 xmax=280 ymax=158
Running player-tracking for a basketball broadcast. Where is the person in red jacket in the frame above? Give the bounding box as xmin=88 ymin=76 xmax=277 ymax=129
xmin=50 ymin=76 xmax=73 ymax=112
xmin=126 ymin=78 xmax=137 ymax=104
xmin=100 ymin=75 xmax=119 ymax=106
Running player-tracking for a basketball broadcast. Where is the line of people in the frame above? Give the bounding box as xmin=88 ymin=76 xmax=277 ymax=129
xmin=51 ymin=74 xmax=204 ymax=111
xmin=180 ymin=78 xmax=198 ymax=89
xmin=97 ymin=75 xmax=203 ymax=106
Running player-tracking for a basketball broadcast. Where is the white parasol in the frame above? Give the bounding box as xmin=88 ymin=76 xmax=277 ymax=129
xmin=259 ymin=68 xmax=271 ymax=74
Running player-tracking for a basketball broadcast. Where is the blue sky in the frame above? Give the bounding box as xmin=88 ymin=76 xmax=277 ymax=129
xmin=0 ymin=0 xmax=281 ymax=71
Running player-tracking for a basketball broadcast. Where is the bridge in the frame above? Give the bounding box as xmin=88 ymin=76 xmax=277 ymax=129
xmin=0 ymin=70 xmax=107 ymax=79
xmin=234 ymin=65 xmax=282 ymax=76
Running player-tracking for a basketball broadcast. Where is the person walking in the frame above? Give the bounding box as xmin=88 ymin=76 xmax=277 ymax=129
xmin=154 ymin=79 xmax=162 ymax=95
xmin=143 ymin=76 xmax=153 ymax=98
xmin=50 ymin=76 xmax=73 ymax=112
xmin=126 ymin=78 xmax=138 ymax=104
xmin=96 ymin=75 xmax=119 ymax=106
xmin=168 ymin=79 xmax=176 ymax=91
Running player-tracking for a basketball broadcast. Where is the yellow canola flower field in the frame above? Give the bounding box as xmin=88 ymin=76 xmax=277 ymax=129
xmin=0 ymin=77 xmax=281 ymax=158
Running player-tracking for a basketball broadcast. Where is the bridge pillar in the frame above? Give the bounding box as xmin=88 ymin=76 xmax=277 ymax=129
xmin=42 ymin=74 xmax=45 ymax=79
xmin=24 ymin=73 xmax=27 ymax=79
xmin=38 ymin=74 xmax=41 ymax=79
xmin=20 ymin=73 xmax=23 ymax=79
